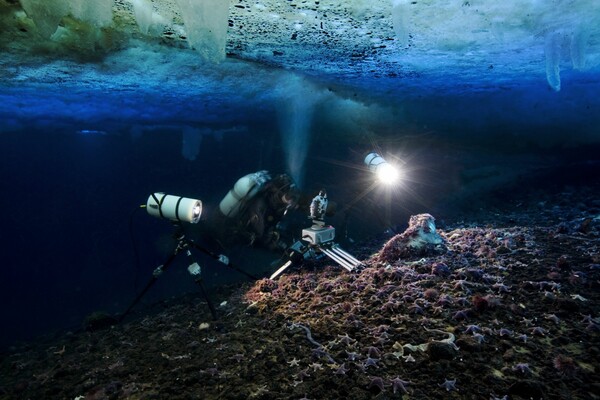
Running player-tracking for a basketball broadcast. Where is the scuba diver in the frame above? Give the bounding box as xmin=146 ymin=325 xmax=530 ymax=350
xmin=207 ymin=170 xmax=301 ymax=251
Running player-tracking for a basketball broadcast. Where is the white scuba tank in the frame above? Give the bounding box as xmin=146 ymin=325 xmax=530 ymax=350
xmin=219 ymin=171 xmax=271 ymax=217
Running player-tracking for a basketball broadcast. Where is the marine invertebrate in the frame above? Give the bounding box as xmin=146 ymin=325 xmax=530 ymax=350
xmin=296 ymin=369 xmax=311 ymax=381
xmin=337 ymin=333 xmax=355 ymax=346
xmin=380 ymin=300 xmax=398 ymax=312
xmin=497 ymin=328 xmax=513 ymax=337
xmin=472 ymin=332 xmax=485 ymax=344
xmin=453 ymin=279 xmax=472 ymax=293
xmin=431 ymin=262 xmax=451 ymax=277
xmin=516 ymin=334 xmax=528 ymax=343
xmin=471 ymin=294 xmax=489 ymax=313
xmin=287 ymin=358 xmax=301 ymax=367
xmin=403 ymin=354 xmax=416 ymax=362
xmin=483 ymin=294 xmax=502 ymax=308
xmin=581 ymin=314 xmax=597 ymax=324
xmin=421 ymin=286 xmax=438 ymax=299
xmin=435 ymin=294 xmax=453 ymax=307
xmin=545 ymin=314 xmax=560 ymax=325
xmin=512 ymin=363 xmax=532 ymax=375
xmin=530 ymin=326 xmax=547 ymax=336
xmin=390 ymin=377 xmax=411 ymax=394
xmin=464 ymin=324 xmax=481 ymax=334
xmin=455 ymin=297 xmax=471 ymax=306
xmin=453 ymin=309 xmax=470 ymax=320
xmin=289 ymin=323 xmax=336 ymax=364
xmin=368 ymin=376 xmax=386 ymax=392
xmin=439 ymin=378 xmax=457 ymax=391
xmin=363 ymin=357 xmax=380 ymax=369
xmin=289 ymin=323 xmax=322 ymax=347
xmin=334 ymin=363 xmax=349 ymax=376
xmin=553 ymin=354 xmax=578 ymax=376
xmin=408 ymin=303 xmax=425 ymax=315
xmin=309 ymin=362 xmax=324 ymax=371
xmin=492 ymin=282 xmax=511 ymax=293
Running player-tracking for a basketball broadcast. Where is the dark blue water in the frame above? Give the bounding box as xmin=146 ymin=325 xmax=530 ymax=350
xmin=1 ymin=73 xmax=600 ymax=349
xmin=0 ymin=125 xmax=278 ymax=347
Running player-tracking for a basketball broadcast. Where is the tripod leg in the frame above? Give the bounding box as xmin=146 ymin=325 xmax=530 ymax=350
xmin=188 ymin=240 xmax=259 ymax=280
xmin=118 ymin=252 xmax=178 ymax=323
xmin=194 ymin=277 xmax=218 ymax=320
xmin=270 ymin=259 xmax=293 ymax=280
xmin=184 ymin=249 xmax=219 ymax=320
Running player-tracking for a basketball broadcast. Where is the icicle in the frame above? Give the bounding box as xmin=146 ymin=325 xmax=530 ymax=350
xmin=570 ymin=29 xmax=588 ymax=70
xmin=70 ymin=0 xmax=113 ymax=28
xmin=19 ymin=0 xmax=113 ymax=37
xmin=391 ymin=0 xmax=410 ymax=47
xmin=20 ymin=0 xmax=69 ymax=38
xmin=176 ymin=0 xmax=230 ymax=63
xmin=544 ymin=32 xmax=561 ymax=92
xmin=132 ymin=0 xmax=153 ymax=35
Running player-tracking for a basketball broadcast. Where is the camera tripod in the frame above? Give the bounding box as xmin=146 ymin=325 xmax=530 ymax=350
xmin=270 ymin=221 xmax=364 ymax=280
xmin=119 ymin=225 xmax=258 ymax=322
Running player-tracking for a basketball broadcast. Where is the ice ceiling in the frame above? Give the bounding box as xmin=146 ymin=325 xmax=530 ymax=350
xmin=1 ymin=0 xmax=599 ymax=142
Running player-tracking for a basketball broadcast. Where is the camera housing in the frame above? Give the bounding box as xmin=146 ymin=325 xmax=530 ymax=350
xmin=302 ymin=225 xmax=335 ymax=245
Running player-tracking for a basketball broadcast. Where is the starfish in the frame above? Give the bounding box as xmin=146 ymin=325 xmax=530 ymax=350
xmin=453 ymin=309 xmax=469 ymax=320
xmin=367 ymin=346 xmax=381 ymax=358
xmin=403 ymin=354 xmax=416 ymax=362
xmin=334 ymin=363 xmax=349 ymax=376
xmin=472 ymin=332 xmax=485 ymax=344
xmin=390 ymin=377 xmax=411 ymax=394
xmin=581 ymin=314 xmax=594 ymax=323
xmin=464 ymin=324 xmax=481 ymax=334
xmin=249 ymin=384 xmax=268 ymax=398
xmin=288 ymin=358 xmax=301 ymax=367
xmin=439 ymin=379 xmax=457 ymax=391
xmin=363 ymin=357 xmax=380 ymax=369
xmin=296 ymin=369 xmax=311 ymax=381
xmin=530 ymin=326 xmax=547 ymax=336
xmin=516 ymin=334 xmax=528 ymax=343
xmin=53 ymin=345 xmax=66 ymax=356
xmin=337 ymin=333 xmax=355 ymax=346
xmin=309 ymin=362 xmax=323 ymax=371
xmin=571 ymin=294 xmax=588 ymax=301
xmin=512 ymin=363 xmax=532 ymax=375
xmin=368 ymin=376 xmax=386 ymax=392
xmin=522 ymin=318 xmax=534 ymax=326
xmin=497 ymin=328 xmax=513 ymax=337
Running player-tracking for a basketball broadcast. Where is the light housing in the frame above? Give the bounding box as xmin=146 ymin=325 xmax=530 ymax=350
xmin=146 ymin=193 xmax=202 ymax=224
xmin=364 ymin=152 xmax=400 ymax=185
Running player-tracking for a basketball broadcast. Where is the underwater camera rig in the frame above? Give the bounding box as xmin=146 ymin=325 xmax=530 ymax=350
xmin=119 ymin=193 xmax=257 ymax=322
xmin=270 ymin=190 xmax=364 ymax=279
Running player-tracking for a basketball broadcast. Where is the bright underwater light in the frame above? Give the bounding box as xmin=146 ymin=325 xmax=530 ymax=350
xmin=146 ymin=193 xmax=203 ymax=224
xmin=364 ymin=152 xmax=401 ymax=185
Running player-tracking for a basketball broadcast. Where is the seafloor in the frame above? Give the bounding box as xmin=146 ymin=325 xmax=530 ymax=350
xmin=1 ymin=184 xmax=599 ymax=400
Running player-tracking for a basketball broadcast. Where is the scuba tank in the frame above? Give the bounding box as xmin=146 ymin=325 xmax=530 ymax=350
xmin=219 ymin=170 xmax=271 ymax=218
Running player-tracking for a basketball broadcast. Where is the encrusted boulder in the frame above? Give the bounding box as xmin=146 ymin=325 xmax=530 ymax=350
xmin=378 ymin=213 xmax=446 ymax=263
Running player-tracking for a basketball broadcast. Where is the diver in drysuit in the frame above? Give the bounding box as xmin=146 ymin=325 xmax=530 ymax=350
xmin=209 ymin=170 xmax=300 ymax=251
